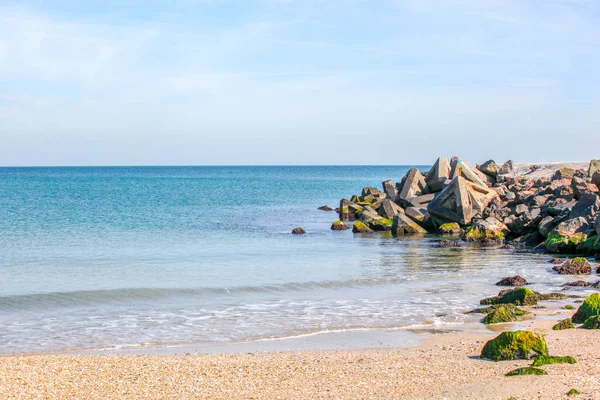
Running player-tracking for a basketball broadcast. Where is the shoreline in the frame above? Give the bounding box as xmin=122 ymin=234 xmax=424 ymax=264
xmin=1 ymin=302 xmax=598 ymax=399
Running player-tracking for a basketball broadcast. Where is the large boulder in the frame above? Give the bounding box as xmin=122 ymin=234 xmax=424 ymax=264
xmin=480 ymin=331 xmax=548 ymax=361
xmin=572 ymin=293 xmax=600 ymax=323
xmin=592 ymin=171 xmax=600 ymax=187
xmin=498 ymin=160 xmax=515 ymax=176
xmin=352 ymin=221 xmax=373 ymax=233
xmin=464 ymin=217 xmax=509 ymax=242
xmin=450 ymin=158 xmax=488 ymax=187
xmin=538 ymin=216 xmax=556 ymax=238
xmin=339 ymin=199 xmax=362 ymax=220
xmin=553 ymin=168 xmax=576 ymax=180
xmin=428 ymin=176 xmax=499 ymax=226
xmin=478 ymin=160 xmax=500 ymax=178
xmin=572 ymin=176 xmax=598 ymax=199
xmin=397 ymin=168 xmax=426 ymax=205
xmin=425 ymin=157 xmax=451 ymax=192
xmin=378 ymin=199 xmax=403 ymax=219
xmin=382 ymin=179 xmax=397 ymax=200
xmin=392 ymin=213 xmax=427 ymax=235
xmin=357 ymin=205 xmax=381 ymax=222
xmin=545 ymin=231 xmax=588 ymax=253
xmin=553 ymin=216 xmax=591 ymax=235
xmin=588 ymin=160 xmax=600 ymax=178
xmin=569 ymin=193 xmax=599 ymax=222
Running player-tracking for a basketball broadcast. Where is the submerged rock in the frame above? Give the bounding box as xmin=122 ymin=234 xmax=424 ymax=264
xmin=572 ymin=293 xmax=600 ymax=323
xmin=481 ymin=330 xmax=548 ymax=361
xmin=552 ymin=318 xmax=575 ymax=330
xmin=495 ymin=275 xmax=529 ymax=287
xmin=291 ymin=227 xmax=306 ymax=235
xmin=391 ymin=213 xmax=427 ymax=235
xmin=330 ymin=220 xmax=350 ymax=231
xmin=438 ymin=222 xmax=461 ymax=235
xmin=552 ymin=258 xmax=592 ymax=275
xmin=318 ymin=205 xmax=333 ymax=211
xmin=505 ymin=367 xmax=548 ymax=377
xmin=439 ymin=239 xmax=460 ymax=247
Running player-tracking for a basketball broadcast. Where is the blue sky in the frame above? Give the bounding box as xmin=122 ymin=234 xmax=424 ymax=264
xmin=0 ymin=0 xmax=598 ymax=166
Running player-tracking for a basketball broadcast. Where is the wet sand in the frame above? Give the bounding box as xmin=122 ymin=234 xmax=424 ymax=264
xmin=1 ymin=305 xmax=598 ymax=399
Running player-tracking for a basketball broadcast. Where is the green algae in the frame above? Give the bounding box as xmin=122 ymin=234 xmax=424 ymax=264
xmin=572 ymin=293 xmax=600 ymax=323
xmin=582 ymin=314 xmax=600 ymax=329
xmin=552 ymin=318 xmax=575 ymax=331
xmin=464 ymin=226 xmax=505 ymax=241
xmin=567 ymin=389 xmax=581 ymax=396
xmin=532 ymin=355 xmax=576 ymax=367
xmin=564 ymin=305 xmax=575 ymax=310
xmin=480 ymin=288 xmax=538 ymax=306
xmin=480 ymin=330 xmax=548 ymax=361
xmin=505 ymin=367 xmax=548 ymax=376
xmin=482 ymin=304 xmax=520 ymax=324
xmin=439 ymin=222 xmax=461 ymax=234
xmin=352 ymin=221 xmax=373 ymax=234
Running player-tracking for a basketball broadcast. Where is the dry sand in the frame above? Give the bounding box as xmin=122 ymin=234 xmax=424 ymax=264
xmin=1 ymin=306 xmax=599 ymax=400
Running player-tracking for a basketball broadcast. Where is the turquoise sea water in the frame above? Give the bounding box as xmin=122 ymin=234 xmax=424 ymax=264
xmin=0 ymin=166 xmax=574 ymax=353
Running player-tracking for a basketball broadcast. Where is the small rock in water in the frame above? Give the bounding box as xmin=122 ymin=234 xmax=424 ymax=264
xmin=439 ymin=239 xmax=460 ymax=247
xmin=552 ymin=258 xmax=592 ymax=275
xmin=548 ymin=258 xmax=565 ymax=264
xmin=330 ymin=220 xmax=350 ymax=231
xmin=291 ymin=227 xmax=306 ymax=235
xmin=318 ymin=205 xmax=333 ymax=211
xmin=495 ymin=275 xmax=529 ymax=287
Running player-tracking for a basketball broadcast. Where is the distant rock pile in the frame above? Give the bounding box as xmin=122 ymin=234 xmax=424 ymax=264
xmin=337 ymin=156 xmax=600 ymax=257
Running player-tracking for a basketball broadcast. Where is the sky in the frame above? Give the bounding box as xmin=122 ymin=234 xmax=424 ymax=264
xmin=0 ymin=0 xmax=599 ymax=166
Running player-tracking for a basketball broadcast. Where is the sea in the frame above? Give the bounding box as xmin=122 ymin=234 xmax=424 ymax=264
xmin=0 ymin=166 xmax=576 ymax=354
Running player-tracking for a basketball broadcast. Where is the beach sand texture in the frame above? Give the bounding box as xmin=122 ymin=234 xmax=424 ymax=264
xmin=1 ymin=316 xmax=598 ymax=400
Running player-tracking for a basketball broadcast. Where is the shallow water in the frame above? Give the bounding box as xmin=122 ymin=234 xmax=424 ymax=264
xmin=0 ymin=166 xmax=587 ymax=354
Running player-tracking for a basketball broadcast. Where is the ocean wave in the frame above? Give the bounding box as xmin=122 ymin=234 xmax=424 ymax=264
xmin=0 ymin=276 xmax=414 ymax=311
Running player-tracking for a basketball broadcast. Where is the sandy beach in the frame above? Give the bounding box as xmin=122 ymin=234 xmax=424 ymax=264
xmin=1 ymin=304 xmax=598 ymax=400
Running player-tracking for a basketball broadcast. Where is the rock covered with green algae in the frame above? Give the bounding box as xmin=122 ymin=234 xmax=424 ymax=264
xmin=532 ymin=355 xmax=577 ymax=366
xmin=582 ymin=314 xmax=600 ymax=329
xmin=481 ymin=304 xmax=524 ymax=324
xmin=480 ymin=288 xmax=538 ymax=306
xmin=545 ymin=232 xmax=588 ymax=253
xmin=567 ymin=388 xmax=581 ymax=396
xmin=480 ymin=330 xmax=548 ymax=361
xmin=505 ymin=367 xmax=548 ymax=376
xmin=330 ymin=220 xmax=350 ymax=231
xmin=572 ymin=293 xmax=600 ymax=323
xmin=553 ymin=257 xmax=592 ymax=275
xmin=552 ymin=318 xmax=575 ymax=330
xmin=352 ymin=221 xmax=373 ymax=234
xmin=438 ymin=222 xmax=461 ymax=234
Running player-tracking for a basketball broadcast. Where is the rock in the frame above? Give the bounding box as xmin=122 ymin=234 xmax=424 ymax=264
xmin=553 ymin=258 xmax=592 ymax=275
xmin=562 ymin=280 xmax=591 ymax=287
xmin=407 ymin=193 xmax=436 ymax=207
xmin=368 ymin=218 xmax=393 ymax=232
xmin=480 ymin=287 xmax=537 ymax=306
xmin=382 ymin=179 xmax=397 ymax=199
xmin=553 ymin=318 xmax=575 ymax=330
xmin=570 ymin=193 xmax=599 ymax=221
xmin=568 ymin=389 xmax=581 ymax=396
xmin=531 ymin=355 xmax=576 ymax=367
xmin=318 ymin=205 xmax=333 ymax=211
xmin=427 ymin=176 xmax=498 ymax=226
xmin=592 ymin=171 xmax=600 ymax=187
xmin=339 ymin=199 xmax=362 ymax=220
xmin=588 ymin=159 xmax=600 ymax=178
xmin=554 ymin=216 xmax=591 ymax=235
xmin=291 ymin=227 xmax=305 ymax=234
xmin=572 ymin=293 xmax=600 ymax=323
xmin=392 ymin=213 xmax=427 ymax=235
xmin=352 ymin=221 xmax=373 ymax=233
xmin=357 ymin=205 xmax=381 ymax=222
xmin=577 ymin=235 xmax=600 ymax=256
xmin=480 ymin=330 xmax=548 ymax=361
xmin=439 ymin=239 xmax=460 ymax=247
xmin=572 ymin=176 xmax=598 ymax=199
xmin=530 ymin=194 xmax=551 ymax=207
xmin=330 ymin=220 xmax=350 ymax=231
xmin=546 ymin=231 xmax=588 ymax=253
xmin=505 ymin=367 xmax=548 ymax=377
xmin=498 ymin=160 xmax=515 ymax=176
xmin=553 ymin=168 xmax=576 ymax=180
xmin=438 ymin=222 xmax=461 ymax=234
xmin=583 ymin=314 xmax=600 ymax=329
xmin=378 ymin=199 xmax=403 ymax=219
xmin=397 ymin=168 xmax=426 ymax=205
xmin=482 ymin=304 xmax=520 ymax=324
xmin=405 ymin=206 xmax=429 ymax=224
xmin=496 ymin=275 xmax=529 ymax=286
xmin=362 ymin=187 xmax=382 ymax=197
xmin=450 ymin=159 xmax=488 ymax=187
xmin=464 ymin=217 xmax=508 ymax=243
xmin=425 ymin=157 xmax=451 ymax=192
xmin=597 ymin=215 xmax=600 ymax=236
xmin=548 ymin=257 xmax=564 ymax=264
xmin=478 ymin=160 xmax=499 ymax=178
xmin=538 ymin=216 xmax=555 ymax=238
